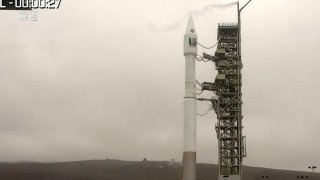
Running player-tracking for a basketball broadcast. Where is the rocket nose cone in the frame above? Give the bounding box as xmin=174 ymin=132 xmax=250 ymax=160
xmin=185 ymin=17 xmax=196 ymax=34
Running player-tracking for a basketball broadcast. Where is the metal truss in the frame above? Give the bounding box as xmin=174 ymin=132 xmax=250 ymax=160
xmin=213 ymin=24 xmax=246 ymax=176
xmin=196 ymin=23 xmax=246 ymax=179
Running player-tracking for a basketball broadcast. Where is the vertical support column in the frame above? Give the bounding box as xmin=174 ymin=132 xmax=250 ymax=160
xmin=237 ymin=2 xmax=243 ymax=179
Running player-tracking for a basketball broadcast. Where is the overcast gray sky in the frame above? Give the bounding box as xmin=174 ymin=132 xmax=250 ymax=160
xmin=0 ymin=0 xmax=319 ymax=172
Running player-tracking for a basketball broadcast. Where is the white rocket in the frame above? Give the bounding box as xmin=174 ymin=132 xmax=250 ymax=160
xmin=183 ymin=17 xmax=197 ymax=180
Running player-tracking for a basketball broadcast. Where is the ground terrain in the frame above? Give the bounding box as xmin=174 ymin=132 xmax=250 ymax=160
xmin=0 ymin=159 xmax=319 ymax=180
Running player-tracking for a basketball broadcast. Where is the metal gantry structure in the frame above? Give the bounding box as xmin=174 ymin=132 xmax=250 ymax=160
xmin=198 ymin=22 xmax=246 ymax=180
xmin=195 ymin=25 xmax=243 ymax=180
xmin=214 ymin=23 xmax=246 ymax=178
xmin=194 ymin=1 xmax=254 ymax=179
xmin=183 ymin=1 xmax=253 ymax=180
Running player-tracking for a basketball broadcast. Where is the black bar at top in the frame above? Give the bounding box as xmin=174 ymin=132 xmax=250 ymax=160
xmin=0 ymin=0 xmax=31 ymax=10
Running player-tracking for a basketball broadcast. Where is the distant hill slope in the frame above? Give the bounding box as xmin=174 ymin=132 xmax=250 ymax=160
xmin=0 ymin=159 xmax=319 ymax=180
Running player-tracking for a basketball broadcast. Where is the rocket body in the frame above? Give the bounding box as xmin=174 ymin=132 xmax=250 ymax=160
xmin=183 ymin=17 xmax=197 ymax=180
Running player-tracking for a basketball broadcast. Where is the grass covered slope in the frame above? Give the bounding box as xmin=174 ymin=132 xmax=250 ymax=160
xmin=0 ymin=159 xmax=318 ymax=180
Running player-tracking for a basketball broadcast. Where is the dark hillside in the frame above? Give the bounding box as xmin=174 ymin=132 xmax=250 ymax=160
xmin=0 ymin=159 xmax=318 ymax=180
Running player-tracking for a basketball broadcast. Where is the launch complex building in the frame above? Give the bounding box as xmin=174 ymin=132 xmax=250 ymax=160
xmin=183 ymin=1 xmax=252 ymax=180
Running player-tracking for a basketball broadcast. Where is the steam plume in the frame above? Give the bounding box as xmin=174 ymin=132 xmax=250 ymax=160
xmin=148 ymin=2 xmax=237 ymax=32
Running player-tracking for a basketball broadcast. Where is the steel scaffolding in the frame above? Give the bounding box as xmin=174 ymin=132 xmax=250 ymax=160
xmin=212 ymin=23 xmax=246 ymax=178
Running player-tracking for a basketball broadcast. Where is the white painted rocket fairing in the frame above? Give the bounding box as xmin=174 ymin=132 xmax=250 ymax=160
xmin=183 ymin=17 xmax=197 ymax=180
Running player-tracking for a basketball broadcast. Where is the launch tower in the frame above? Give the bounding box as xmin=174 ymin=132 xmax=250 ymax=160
xmin=214 ymin=23 xmax=246 ymax=180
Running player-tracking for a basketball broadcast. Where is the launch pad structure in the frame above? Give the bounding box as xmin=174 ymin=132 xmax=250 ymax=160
xmin=182 ymin=1 xmax=254 ymax=180
xmin=215 ymin=2 xmax=253 ymax=179
xmin=214 ymin=23 xmax=246 ymax=180
xmin=198 ymin=22 xmax=246 ymax=180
